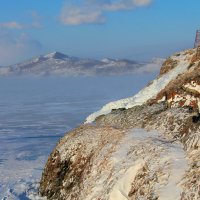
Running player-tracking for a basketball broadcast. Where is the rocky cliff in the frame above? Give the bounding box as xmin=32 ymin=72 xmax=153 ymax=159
xmin=39 ymin=48 xmax=200 ymax=200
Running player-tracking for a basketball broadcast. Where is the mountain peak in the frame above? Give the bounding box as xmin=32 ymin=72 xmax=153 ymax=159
xmin=101 ymin=58 xmax=116 ymax=63
xmin=0 ymin=51 xmax=162 ymax=76
xmin=43 ymin=52 xmax=69 ymax=60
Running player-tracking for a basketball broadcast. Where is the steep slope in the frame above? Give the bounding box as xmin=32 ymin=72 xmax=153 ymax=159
xmin=39 ymin=48 xmax=200 ymax=200
xmin=86 ymin=48 xmax=198 ymax=123
xmin=0 ymin=52 xmax=163 ymax=76
xmin=40 ymin=126 xmax=191 ymax=200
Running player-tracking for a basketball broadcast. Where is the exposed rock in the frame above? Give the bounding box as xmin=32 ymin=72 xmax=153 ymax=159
xmin=159 ymin=58 xmax=178 ymax=76
xmin=152 ymin=64 xmax=200 ymax=111
xmin=40 ymin=124 xmax=195 ymax=200
xmin=40 ymin=125 xmax=125 ymax=199
xmin=85 ymin=48 xmax=197 ymax=123
xmin=40 ymin=106 xmax=200 ymax=199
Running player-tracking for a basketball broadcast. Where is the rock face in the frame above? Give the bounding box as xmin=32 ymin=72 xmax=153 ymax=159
xmin=39 ymin=48 xmax=200 ymax=199
xmin=40 ymin=125 xmax=125 ymax=199
xmin=152 ymin=48 xmax=200 ymax=111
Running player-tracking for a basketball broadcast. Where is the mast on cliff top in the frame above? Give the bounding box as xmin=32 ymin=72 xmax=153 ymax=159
xmin=194 ymin=29 xmax=200 ymax=48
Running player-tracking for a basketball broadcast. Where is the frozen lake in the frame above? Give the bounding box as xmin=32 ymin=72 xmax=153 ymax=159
xmin=0 ymin=74 xmax=157 ymax=199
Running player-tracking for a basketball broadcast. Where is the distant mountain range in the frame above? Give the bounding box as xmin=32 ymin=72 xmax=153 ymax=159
xmin=0 ymin=52 xmax=163 ymax=76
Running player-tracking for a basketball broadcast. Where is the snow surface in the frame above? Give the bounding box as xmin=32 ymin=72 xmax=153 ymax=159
xmin=109 ymin=129 xmax=188 ymax=200
xmin=109 ymin=159 xmax=145 ymax=200
xmin=158 ymin=145 xmax=188 ymax=200
xmin=65 ymin=128 xmax=188 ymax=200
xmin=85 ymin=50 xmax=195 ymax=123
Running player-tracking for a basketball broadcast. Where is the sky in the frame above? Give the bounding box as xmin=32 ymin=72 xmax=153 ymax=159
xmin=0 ymin=0 xmax=200 ymax=66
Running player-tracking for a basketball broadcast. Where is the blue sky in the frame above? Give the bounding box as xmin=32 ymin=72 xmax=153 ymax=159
xmin=0 ymin=0 xmax=200 ymax=65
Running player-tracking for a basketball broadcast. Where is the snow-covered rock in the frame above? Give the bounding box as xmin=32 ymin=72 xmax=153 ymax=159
xmin=85 ymin=48 xmax=198 ymax=123
xmin=40 ymin=125 xmax=192 ymax=200
xmin=40 ymin=103 xmax=200 ymax=199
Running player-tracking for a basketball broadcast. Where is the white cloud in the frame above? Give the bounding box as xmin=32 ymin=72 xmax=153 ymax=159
xmin=136 ymin=58 xmax=164 ymax=73
xmin=133 ymin=0 xmax=152 ymax=6
xmin=102 ymin=0 xmax=152 ymax=11
xmin=60 ymin=6 xmax=105 ymax=25
xmin=0 ymin=11 xmax=44 ymax=65
xmin=0 ymin=30 xmax=42 ymax=66
xmin=0 ymin=11 xmax=43 ymax=30
xmin=60 ymin=0 xmax=153 ymax=25
xmin=0 ymin=21 xmax=42 ymax=30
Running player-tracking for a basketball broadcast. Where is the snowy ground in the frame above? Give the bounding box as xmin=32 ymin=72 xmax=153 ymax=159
xmin=109 ymin=129 xmax=188 ymax=200
xmin=49 ymin=126 xmax=188 ymax=200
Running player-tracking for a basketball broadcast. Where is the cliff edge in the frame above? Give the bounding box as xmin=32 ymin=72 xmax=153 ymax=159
xmin=39 ymin=48 xmax=200 ymax=200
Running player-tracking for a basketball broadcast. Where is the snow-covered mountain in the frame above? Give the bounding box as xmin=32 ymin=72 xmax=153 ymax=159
xmin=39 ymin=47 xmax=200 ymax=200
xmin=0 ymin=52 xmax=163 ymax=76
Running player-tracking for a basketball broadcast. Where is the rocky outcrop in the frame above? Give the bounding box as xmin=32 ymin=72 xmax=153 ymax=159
xmin=39 ymin=48 xmax=200 ymax=199
xmin=40 ymin=105 xmax=200 ymax=199
xmin=159 ymin=57 xmax=178 ymax=75
xmin=85 ymin=48 xmax=197 ymax=123
xmin=40 ymin=125 xmax=125 ymax=199
xmin=151 ymin=48 xmax=200 ymax=111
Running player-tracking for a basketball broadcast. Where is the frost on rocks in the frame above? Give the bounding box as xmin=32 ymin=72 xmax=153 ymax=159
xmin=85 ymin=49 xmax=196 ymax=123
xmin=109 ymin=129 xmax=188 ymax=200
xmin=40 ymin=127 xmax=189 ymax=200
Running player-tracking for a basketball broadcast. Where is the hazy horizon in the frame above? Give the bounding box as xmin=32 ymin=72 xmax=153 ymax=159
xmin=1 ymin=0 xmax=200 ymax=66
